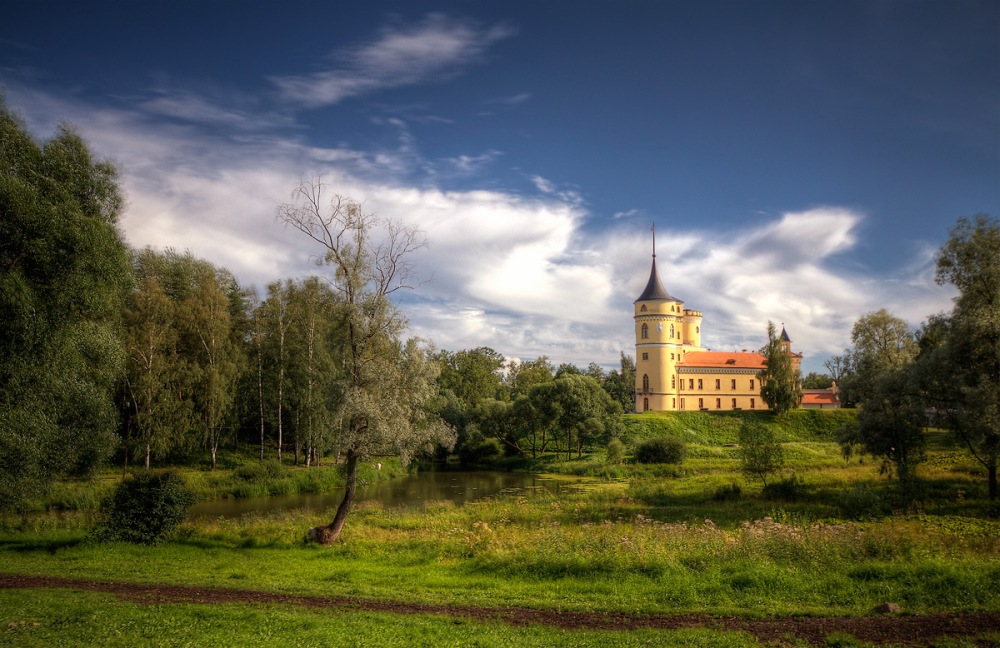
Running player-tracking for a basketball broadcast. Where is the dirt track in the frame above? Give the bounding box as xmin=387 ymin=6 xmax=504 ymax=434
xmin=3 ymin=574 xmax=998 ymax=646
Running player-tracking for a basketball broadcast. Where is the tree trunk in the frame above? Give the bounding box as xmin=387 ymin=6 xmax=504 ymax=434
xmin=308 ymin=448 xmax=359 ymax=545
xmin=144 ymin=443 xmax=151 ymax=470
xmin=989 ymin=462 xmax=997 ymax=501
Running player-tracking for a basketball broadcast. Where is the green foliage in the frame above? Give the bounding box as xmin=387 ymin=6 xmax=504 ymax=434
xmin=93 ymin=471 xmax=196 ymax=544
xmin=837 ymin=483 xmax=891 ymax=520
xmin=0 ymin=103 xmax=131 ymax=511
xmin=801 ymin=372 xmax=833 ymax=389
xmin=623 ymin=410 xmax=857 ymax=447
xmin=757 ymin=321 xmax=801 ymax=414
xmin=713 ymin=482 xmax=742 ymax=501
xmin=459 ymin=434 xmax=505 ymax=466
xmin=634 ymin=437 xmax=686 ymax=464
xmin=605 ymin=438 xmax=626 ymax=465
xmin=761 ymin=475 xmax=806 ymax=501
xmin=739 ymin=420 xmax=785 ymax=487
xmin=930 ymin=214 xmax=1000 ymax=500
xmin=233 ymin=459 xmax=290 ymax=483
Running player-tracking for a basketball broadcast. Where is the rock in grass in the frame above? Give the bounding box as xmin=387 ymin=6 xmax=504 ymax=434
xmin=874 ymin=603 xmax=901 ymax=614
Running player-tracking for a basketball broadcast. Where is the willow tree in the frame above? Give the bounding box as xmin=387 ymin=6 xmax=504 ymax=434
xmin=277 ymin=181 xmax=454 ymax=544
xmin=1 ymin=105 xmax=131 ymax=509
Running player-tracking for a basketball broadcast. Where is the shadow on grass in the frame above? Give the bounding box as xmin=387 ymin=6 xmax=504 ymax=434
xmin=0 ymin=536 xmax=88 ymax=554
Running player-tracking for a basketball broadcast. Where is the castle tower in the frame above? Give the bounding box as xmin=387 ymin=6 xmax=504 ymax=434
xmin=634 ymin=227 xmax=691 ymax=412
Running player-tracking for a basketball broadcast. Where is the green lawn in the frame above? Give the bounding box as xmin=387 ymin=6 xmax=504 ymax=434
xmin=2 ymin=414 xmax=998 ymax=646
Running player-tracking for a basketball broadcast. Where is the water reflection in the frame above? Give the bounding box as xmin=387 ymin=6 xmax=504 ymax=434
xmin=189 ymin=470 xmax=576 ymax=519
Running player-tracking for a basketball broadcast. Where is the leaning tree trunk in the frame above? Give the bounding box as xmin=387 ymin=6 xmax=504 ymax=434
xmin=308 ymin=448 xmax=359 ymax=545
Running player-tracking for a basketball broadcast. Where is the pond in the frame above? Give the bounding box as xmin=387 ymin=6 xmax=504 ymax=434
xmin=189 ymin=470 xmax=581 ymax=519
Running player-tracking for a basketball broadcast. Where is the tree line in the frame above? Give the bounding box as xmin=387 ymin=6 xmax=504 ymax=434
xmin=827 ymin=216 xmax=999 ymax=501
xmin=0 ymin=106 xmax=635 ymax=519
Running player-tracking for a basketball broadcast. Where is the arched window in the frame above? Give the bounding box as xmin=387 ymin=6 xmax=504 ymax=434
xmin=640 ymin=305 xmax=647 ymax=312
xmin=642 ymin=374 xmax=649 ymax=391
xmin=696 ymin=326 xmax=700 ymax=334
xmin=641 ymin=323 xmax=648 ymax=339
xmin=670 ymin=323 xmax=675 ymax=337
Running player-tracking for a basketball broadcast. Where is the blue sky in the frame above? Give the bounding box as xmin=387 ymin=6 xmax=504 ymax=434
xmin=3 ymin=1 xmax=997 ymax=373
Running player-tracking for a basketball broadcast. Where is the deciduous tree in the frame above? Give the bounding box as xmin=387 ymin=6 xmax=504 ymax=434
xmin=757 ymin=321 xmax=801 ymax=414
xmin=929 ymin=215 xmax=1000 ymax=499
xmin=277 ymin=182 xmax=453 ymax=543
xmin=1 ymin=106 xmax=131 ymax=509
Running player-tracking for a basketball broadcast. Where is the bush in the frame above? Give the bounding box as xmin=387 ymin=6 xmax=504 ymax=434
xmin=605 ymin=438 xmax=625 ymax=465
xmin=738 ymin=420 xmax=785 ymax=486
xmin=634 ymin=437 xmax=686 ymax=464
xmin=761 ymin=475 xmax=806 ymax=502
xmin=93 ymin=471 xmax=197 ymax=544
xmin=459 ymin=436 xmax=504 ymax=466
xmin=838 ymin=482 xmax=891 ymax=520
xmin=234 ymin=459 xmax=289 ymax=482
xmin=713 ymin=482 xmax=742 ymax=501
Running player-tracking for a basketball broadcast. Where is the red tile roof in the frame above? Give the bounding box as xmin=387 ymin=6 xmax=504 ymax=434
xmin=802 ymin=392 xmax=839 ymax=406
xmin=679 ymin=351 xmax=766 ymax=369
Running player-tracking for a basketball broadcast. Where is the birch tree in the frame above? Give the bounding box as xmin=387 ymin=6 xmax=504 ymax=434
xmin=277 ymin=181 xmax=453 ymax=543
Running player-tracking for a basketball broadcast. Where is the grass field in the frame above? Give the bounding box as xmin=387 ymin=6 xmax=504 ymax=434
xmin=2 ymin=411 xmax=998 ymax=646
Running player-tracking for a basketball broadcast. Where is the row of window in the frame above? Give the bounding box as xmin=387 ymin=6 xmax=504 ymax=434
xmin=640 ymin=304 xmax=685 ymax=314
xmin=643 ymin=375 xmax=756 ymax=392
xmin=641 ymin=397 xmax=757 ymax=412
xmin=639 ymin=323 xmax=700 ymax=339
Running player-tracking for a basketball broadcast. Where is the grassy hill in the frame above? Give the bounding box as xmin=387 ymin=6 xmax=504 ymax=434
xmin=622 ymin=409 xmax=858 ymax=446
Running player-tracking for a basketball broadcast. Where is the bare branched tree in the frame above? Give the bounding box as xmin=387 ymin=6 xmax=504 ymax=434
xmin=277 ymin=179 xmax=453 ymax=544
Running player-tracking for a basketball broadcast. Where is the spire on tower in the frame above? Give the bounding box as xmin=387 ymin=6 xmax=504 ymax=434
xmin=635 ymin=224 xmax=675 ymax=302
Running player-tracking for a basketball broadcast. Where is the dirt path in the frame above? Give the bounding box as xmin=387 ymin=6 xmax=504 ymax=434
xmin=2 ymin=574 xmax=998 ymax=646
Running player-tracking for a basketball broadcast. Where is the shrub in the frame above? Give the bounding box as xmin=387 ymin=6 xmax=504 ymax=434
xmin=605 ymin=438 xmax=625 ymax=464
xmin=234 ymin=459 xmax=289 ymax=482
xmin=739 ymin=420 xmax=785 ymax=486
xmin=838 ymin=482 xmax=891 ymax=520
xmin=93 ymin=471 xmax=197 ymax=544
xmin=634 ymin=437 xmax=686 ymax=464
xmin=713 ymin=482 xmax=742 ymax=501
xmin=459 ymin=436 xmax=504 ymax=466
xmin=761 ymin=475 xmax=806 ymax=502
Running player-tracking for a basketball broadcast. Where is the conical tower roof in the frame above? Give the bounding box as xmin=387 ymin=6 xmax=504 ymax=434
xmin=635 ymin=257 xmax=675 ymax=302
xmin=634 ymin=225 xmax=678 ymax=303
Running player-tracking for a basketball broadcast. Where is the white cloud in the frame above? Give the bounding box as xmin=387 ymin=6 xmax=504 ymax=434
xmin=270 ymin=14 xmax=515 ymax=108
xmin=3 ymin=85 xmax=956 ymax=375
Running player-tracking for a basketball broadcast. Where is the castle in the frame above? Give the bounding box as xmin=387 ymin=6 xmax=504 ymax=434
xmin=633 ymin=232 xmax=802 ymax=412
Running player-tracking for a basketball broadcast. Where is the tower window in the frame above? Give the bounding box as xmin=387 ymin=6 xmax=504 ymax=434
xmin=642 ymin=374 xmax=649 ymax=391
xmin=696 ymin=326 xmax=700 ymax=334
xmin=640 ymin=305 xmax=647 ymax=312
xmin=641 ymin=323 xmax=648 ymax=339
xmin=670 ymin=324 xmax=675 ymax=337
xmin=642 ymin=352 xmax=648 ymax=360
